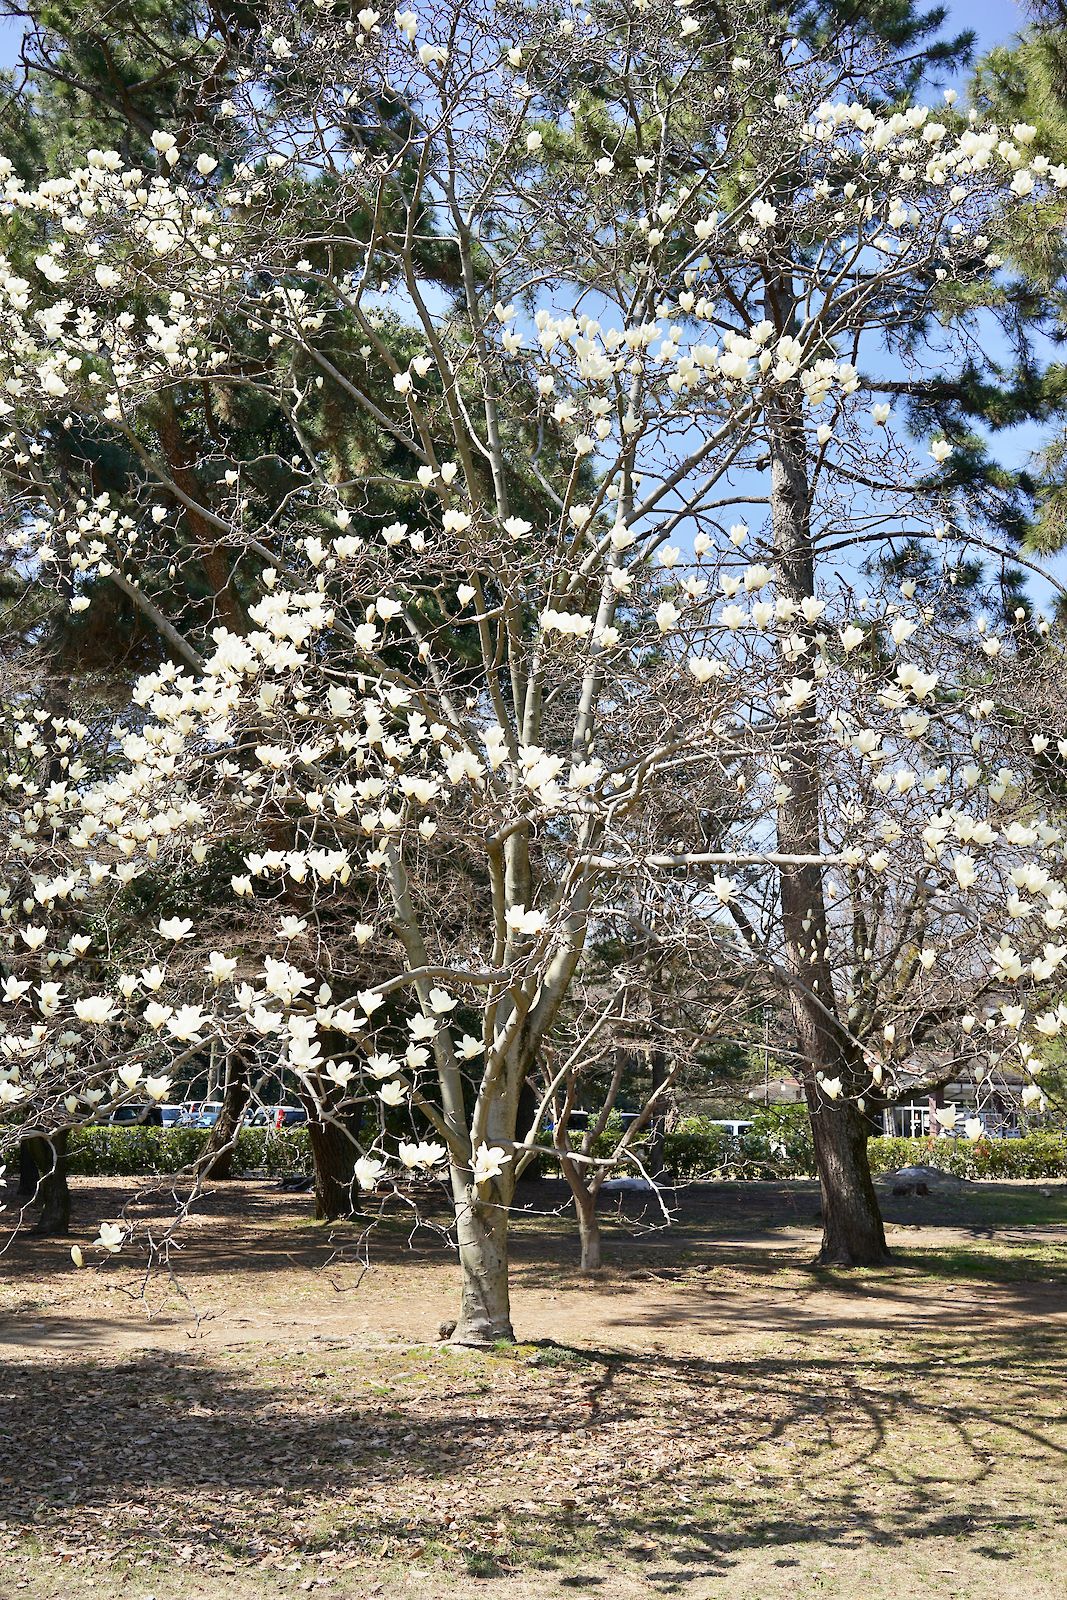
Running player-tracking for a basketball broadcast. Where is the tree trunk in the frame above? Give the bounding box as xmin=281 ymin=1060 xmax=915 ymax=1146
xmin=577 ymin=1201 xmax=602 ymax=1274
xmin=202 ymin=1050 xmax=250 ymax=1179
xmin=451 ymin=1186 xmax=514 ymax=1344
xmin=764 ymin=269 xmax=888 ymax=1268
xmin=807 ymin=1091 xmax=890 ymax=1266
xmin=27 ymin=1133 xmax=71 ymax=1235
xmin=17 ymin=1140 xmax=37 ymax=1197
xmin=559 ymin=1152 xmax=604 ymax=1273
xmin=645 ymin=1040 xmax=667 ymax=1177
xmin=307 ymin=1115 xmax=359 ymax=1220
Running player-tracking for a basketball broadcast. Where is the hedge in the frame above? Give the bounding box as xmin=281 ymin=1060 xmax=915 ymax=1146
xmin=662 ymin=1109 xmax=816 ymax=1179
xmin=662 ymin=1119 xmax=1067 ymax=1181
xmin=866 ymin=1131 xmax=1067 ymax=1181
xmin=66 ymin=1125 xmax=313 ymax=1178
xmin=59 ymin=1120 xmax=1067 ymax=1182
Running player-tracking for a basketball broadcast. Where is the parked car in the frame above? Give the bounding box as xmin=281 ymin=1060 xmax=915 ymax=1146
xmin=160 ymin=1104 xmax=183 ymax=1128
xmin=178 ymin=1101 xmax=203 ymax=1126
xmin=247 ymin=1105 xmax=308 ymax=1130
xmin=195 ymin=1102 xmax=225 ymax=1128
xmin=109 ymin=1103 xmax=163 ymax=1127
xmin=707 ymin=1119 xmax=753 ymax=1139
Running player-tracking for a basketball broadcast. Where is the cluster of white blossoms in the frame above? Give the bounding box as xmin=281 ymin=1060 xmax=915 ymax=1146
xmin=0 ymin=46 xmax=1055 ymax=549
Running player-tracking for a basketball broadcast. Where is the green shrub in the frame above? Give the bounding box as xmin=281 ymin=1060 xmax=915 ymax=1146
xmin=867 ymin=1131 xmax=1067 ymax=1181
xmin=659 ymin=1119 xmax=1066 ymax=1183
xmin=60 ymin=1122 xmax=1067 ymax=1184
xmin=660 ymin=1107 xmax=816 ymax=1179
xmin=237 ymin=1127 xmax=313 ymax=1177
xmin=66 ymin=1125 xmax=313 ymax=1178
xmin=662 ymin=1117 xmax=737 ymax=1179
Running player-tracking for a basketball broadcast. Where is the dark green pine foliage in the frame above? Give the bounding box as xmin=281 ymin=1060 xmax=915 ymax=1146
xmin=968 ymin=4 xmax=1067 ymax=568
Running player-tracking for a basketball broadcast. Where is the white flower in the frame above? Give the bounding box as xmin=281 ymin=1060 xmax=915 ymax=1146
xmin=158 ymin=916 xmax=193 ymax=941
xmin=964 ymin=1118 xmax=985 ymax=1142
xmin=820 ymin=1077 xmax=843 ymax=1101
xmin=505 ymin=905 xmax=547 ymax=937
xmin=207 ymin=951 xmax=238 ymax=985
xmin=472 ymin=1143 xmax=511 ymax=1186
xmin=379 ymin=1080 xmax=406 ymax=1106
xmin=167 ymin=1005 xmax=206 ymax=1042
xmin=354 ymin=1156 xmax=385 ymax=1190
xmin=840 ymin=625 xmax=865 ymax=653
xmin=74 ymin=996 xmax=116 ymax=1025
xmin=95 ymin=1222 xmax=125 ymax=1253
xmin=929 ymin=438 xmax=953 ymax=464
xmin=428 ymin=986 xmax=457 ymax=1014
xmin=953 ymin=854 xmax=977 ymax=890
xmin=712 ymin=876 xmax=736 ymax=905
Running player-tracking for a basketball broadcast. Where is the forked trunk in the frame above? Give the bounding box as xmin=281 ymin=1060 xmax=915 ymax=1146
xmin=452 ymin=1189 xmax=514 ymax=1344
xmin=807 ymin=1091 xmax=890 ymax=1266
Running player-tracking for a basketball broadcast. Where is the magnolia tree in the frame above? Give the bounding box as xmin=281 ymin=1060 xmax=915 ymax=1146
xmin=2 ymin=0 xmax=1067 ymax=1330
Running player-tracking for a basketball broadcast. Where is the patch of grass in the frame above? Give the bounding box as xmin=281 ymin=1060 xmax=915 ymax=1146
xmin=889 ymin=1241 xmax=1067 ymax=1284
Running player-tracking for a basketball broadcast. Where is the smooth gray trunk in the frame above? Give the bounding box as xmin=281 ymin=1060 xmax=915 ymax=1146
xmin=451 ymin=1193 xmax=514 ymax=1343
xmin=577 ymin=1202 xmax=602 ymax=1274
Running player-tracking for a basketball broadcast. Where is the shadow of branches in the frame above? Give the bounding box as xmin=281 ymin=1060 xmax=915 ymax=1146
xmin=0 ymin=1310 xmax=1063 ymax=1587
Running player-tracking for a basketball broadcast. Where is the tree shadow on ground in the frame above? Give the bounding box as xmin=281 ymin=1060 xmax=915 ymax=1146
xmin=7 ymin=1176 xmax=1064 ymax=1290
xmin=0 ymin=1308 xmax=1063 ymax=1589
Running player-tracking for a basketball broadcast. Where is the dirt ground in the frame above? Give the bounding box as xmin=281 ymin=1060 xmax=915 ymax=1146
xmin=0 ymin=1174 xmax=1065 ymax=1600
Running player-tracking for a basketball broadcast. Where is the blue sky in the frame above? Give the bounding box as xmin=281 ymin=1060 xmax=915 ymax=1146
xmin=958 ymin=0 xmax=1029 ymax=58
